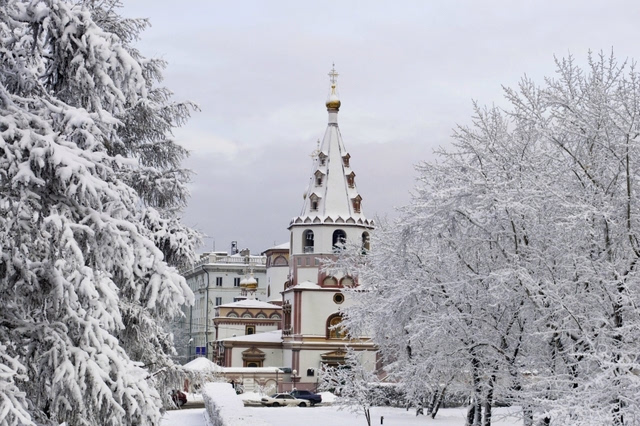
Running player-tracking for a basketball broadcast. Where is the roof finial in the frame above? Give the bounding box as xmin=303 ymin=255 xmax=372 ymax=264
xmin=326 ymin=64 xmax=341 ymax=111
xmin=329 ymin=63 xmax=339 ymax=86
xmin=310 ymin=139 xmax=321 ymax=158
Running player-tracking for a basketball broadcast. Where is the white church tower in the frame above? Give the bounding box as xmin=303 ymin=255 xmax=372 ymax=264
xmin=281 ymin=66 xmax=376 ymax=388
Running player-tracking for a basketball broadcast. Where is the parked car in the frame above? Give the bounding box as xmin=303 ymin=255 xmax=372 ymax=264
xmin=171 ymin=390 xmax=187 ymax=407
xmin=260 ymin=393 xmax=310 ymax=407
xmin=290 ymin=389 xmax=322 ymax=406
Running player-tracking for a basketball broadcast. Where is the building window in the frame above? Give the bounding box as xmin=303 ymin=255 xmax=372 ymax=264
xmin=303 ymin=230 xmax=314 ymax=253
xmin=327 ymin=314 xmax=345 ymax=339
xmin=333 ymin=293 xmax=345 ymax=304
xmin=215 ymin=297 xmax=222 ymax=306
xmin=310 ymin=199 xmax=318 ymax=211
xmin=323 ymin=276 xmax=338 ymax=286
xmin=332 ymin=229 xmax=347 ymax=252
xmin=319 ymin=153 xmax=327 ymax=166
xmin=234 ymin=277 xmax=241 ymax=287
xmin=362 ymin=232 xmax=370 ymax=252
xmin=342 ymin=154 xmax=350 ymax=167
xmin=246 ymin=325 xmax=255 ymax=335
xmin=347 ymin=172 xmax=355 ymax=188
xmin=352 ymin=195 xmax=362 ymax=213
xmin=216 ymin=277 xmax=223 ymax=286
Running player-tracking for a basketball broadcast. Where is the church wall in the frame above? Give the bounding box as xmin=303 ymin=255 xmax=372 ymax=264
xmin=300 ymin=292 xmax=337 ymax=336
xmin=229 ymin=345 xmax=284 ymax=368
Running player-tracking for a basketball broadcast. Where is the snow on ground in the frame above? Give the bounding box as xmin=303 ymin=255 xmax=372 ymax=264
xmin=161 ymin=408 xmax=206 ymax=426
xmin=162 ymin=406 xmax=523 ymax=426
xmin=245 ymin=405 xmax=522 ymax=426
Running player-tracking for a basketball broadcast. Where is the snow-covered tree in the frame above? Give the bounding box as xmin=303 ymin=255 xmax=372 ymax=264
xmin=339 ymin=52 xmax=640 ymax=426
xmin=0 ymin=0 xmax=198 ymax=424
xmin=319 ymin=349 xmax=384 ymax=426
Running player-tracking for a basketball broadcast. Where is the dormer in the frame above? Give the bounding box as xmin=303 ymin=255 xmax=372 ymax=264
xmin=351 ymin=195 xmax=362 ymax=214
xmin=309 ymin=193 xmax=321 ymax=211
xmin=314 ymin=170 xmax=325 ymax=187
xmin=318 ymin=152 xmax=327 ymax=166
xmin=342 ymin=153 xmax=351 ymax=168
xmin=346 ymin=171 xmax=356 ymax=188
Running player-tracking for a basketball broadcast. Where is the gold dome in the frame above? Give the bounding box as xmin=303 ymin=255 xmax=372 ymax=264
xmin=326 ymin=65 xmax=341 ymax=110
xmin=326 ymin=98 xmax=341 ymax=110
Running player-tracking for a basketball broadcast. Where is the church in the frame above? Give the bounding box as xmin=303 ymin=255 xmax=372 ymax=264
xmin=202 ymin=67 xmax=377 ymax=392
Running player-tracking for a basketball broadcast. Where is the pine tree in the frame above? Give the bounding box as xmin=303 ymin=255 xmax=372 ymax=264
xmin=0 ymin=0 xmax=198 ymax=424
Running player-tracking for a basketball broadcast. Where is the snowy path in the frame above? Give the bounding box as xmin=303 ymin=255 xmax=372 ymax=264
xmin=161 ymin=408 xmax=206 ymax=426
xmin=159 ymin=405 xmax=522 ymax=426
xmin=245 ymin=406 xmax=522 ymax=426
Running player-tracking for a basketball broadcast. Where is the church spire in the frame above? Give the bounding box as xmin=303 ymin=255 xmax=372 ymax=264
xmin=289 ymin=66 xmax=373 ymax=231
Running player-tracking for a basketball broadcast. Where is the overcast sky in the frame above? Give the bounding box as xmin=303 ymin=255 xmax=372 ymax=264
xmin=122 ymin=1 xmax=640 ymax=254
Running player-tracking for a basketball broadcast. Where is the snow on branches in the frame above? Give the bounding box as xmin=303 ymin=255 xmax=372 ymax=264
xmin=341 ymin=52 xmax=640 ymax=426
xmin=0 ymin=0 xmax=198 ymax=424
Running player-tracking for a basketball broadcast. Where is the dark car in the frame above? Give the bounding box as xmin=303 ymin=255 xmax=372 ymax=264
xmin=171 ymin=390 xmax=187 ymax=407
xmin=289 ymin=389 xmax=322 ymax=406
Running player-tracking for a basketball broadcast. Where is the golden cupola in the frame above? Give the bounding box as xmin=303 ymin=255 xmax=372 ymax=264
xmin=326 ymin=64 xmax=341 ymax=111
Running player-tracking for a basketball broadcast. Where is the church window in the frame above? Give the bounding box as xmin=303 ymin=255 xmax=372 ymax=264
xmin=332 ymin=229 xmax=347 ymax=252
xmin=311 ymin=200 xmax=318 ymax=210
xmin=341 ymin=276 xmax=355 ymax=288
xmin=323 ymin=276 xmax=338 ymax=286
xmin=319 ymin=153 xmax=327 ymax=166
xmin=333 ymin=293 xmax=345 ymax=304
xmin=327 ymin=314 xmax=345 ymax=339
xmin=303 ymin=230 xmax=314 ymax=253
xmin=347 ymin=172 xmax=355 ymax=188
xmin=362 ymin=232 xmax=370 ymax=252
xmin=351 ymin=195 xmax=362 ymax=214
xmin=242 ymin=313 xmax=253 ymax=318
xmin=342 ymin=153 xmax=350 ymax=168
xmin=246 ymin=325 xmax=255 ymax=335
xmin=233 ymin=277 xmax=241 ymax=287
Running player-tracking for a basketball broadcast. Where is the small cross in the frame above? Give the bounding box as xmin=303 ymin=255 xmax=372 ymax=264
xmin=328 ymin=63 xmax=339 ymax=85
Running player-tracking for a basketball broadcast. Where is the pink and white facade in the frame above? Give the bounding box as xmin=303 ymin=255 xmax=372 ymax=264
xmin=217 ymin=67 xmax=377 ymax=390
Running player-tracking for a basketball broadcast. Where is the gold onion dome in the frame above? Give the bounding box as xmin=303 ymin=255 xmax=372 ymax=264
xmin=326 ymin=64 xmax=341 ymax=110
xmin=244 ymin=273 xmax=258 ymax=291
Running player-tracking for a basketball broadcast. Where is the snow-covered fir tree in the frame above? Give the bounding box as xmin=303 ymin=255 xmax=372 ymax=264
xmin=0 ymin=0 xmax=199 ymax=424
xmin=337 ymin=52 xmax=640 ymax=426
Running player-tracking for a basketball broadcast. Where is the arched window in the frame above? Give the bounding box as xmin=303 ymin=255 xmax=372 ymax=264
xmin=303 ymin=230 xmax=314 ymax=253
xmin=362 ymin=232 xmax=370 ymax=252
xmin=327 ymin=314 xmax=345 ymax=339
xmin=332 ymin=229 xmax=347 ymax=252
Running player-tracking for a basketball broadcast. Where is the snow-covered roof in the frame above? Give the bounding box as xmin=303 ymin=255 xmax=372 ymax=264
xmin=263 ymin=242 xmax=289 ymax=252
xmin=222 ymin=367 xmax=284 ymax=373
xmin=290 ymin=80 xmax=372 ymax=229
xmin=220 ymin=330 xmax=283 ymax=343
xmin=294 ymin=280 xmax=321 ymax=289
xmin=218 ymin=299 xmax=282 ymax=310
xmin=183 ymin=357 xmax=223 ymax=372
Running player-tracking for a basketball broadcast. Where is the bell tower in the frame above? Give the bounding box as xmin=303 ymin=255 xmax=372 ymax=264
xmin=287 ymin=65 xmax=374 ymax=288
xmin=281 ymin=67 xmax=375 ymax=384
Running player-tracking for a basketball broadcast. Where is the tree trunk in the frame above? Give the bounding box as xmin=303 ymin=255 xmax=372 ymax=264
xmin=483 ymin=374 xmax=495 ymax=426
xmin=466 ymin=404 xmax=476 ymax=426
xmin=431 ymin=387 xmax=447 ymax=419
xmin=522 ymin=406 xmax=533 ymax=426
xmin=364 ymin=407 xmax=371 ymax=426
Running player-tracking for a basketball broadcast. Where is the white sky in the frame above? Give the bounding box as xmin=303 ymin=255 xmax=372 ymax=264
xmin=122 ymin=0 xmax=640 ymax=254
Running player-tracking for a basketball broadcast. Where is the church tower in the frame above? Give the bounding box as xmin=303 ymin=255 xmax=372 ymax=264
xmin=281 ymin=66 xmax=376 ymax=387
